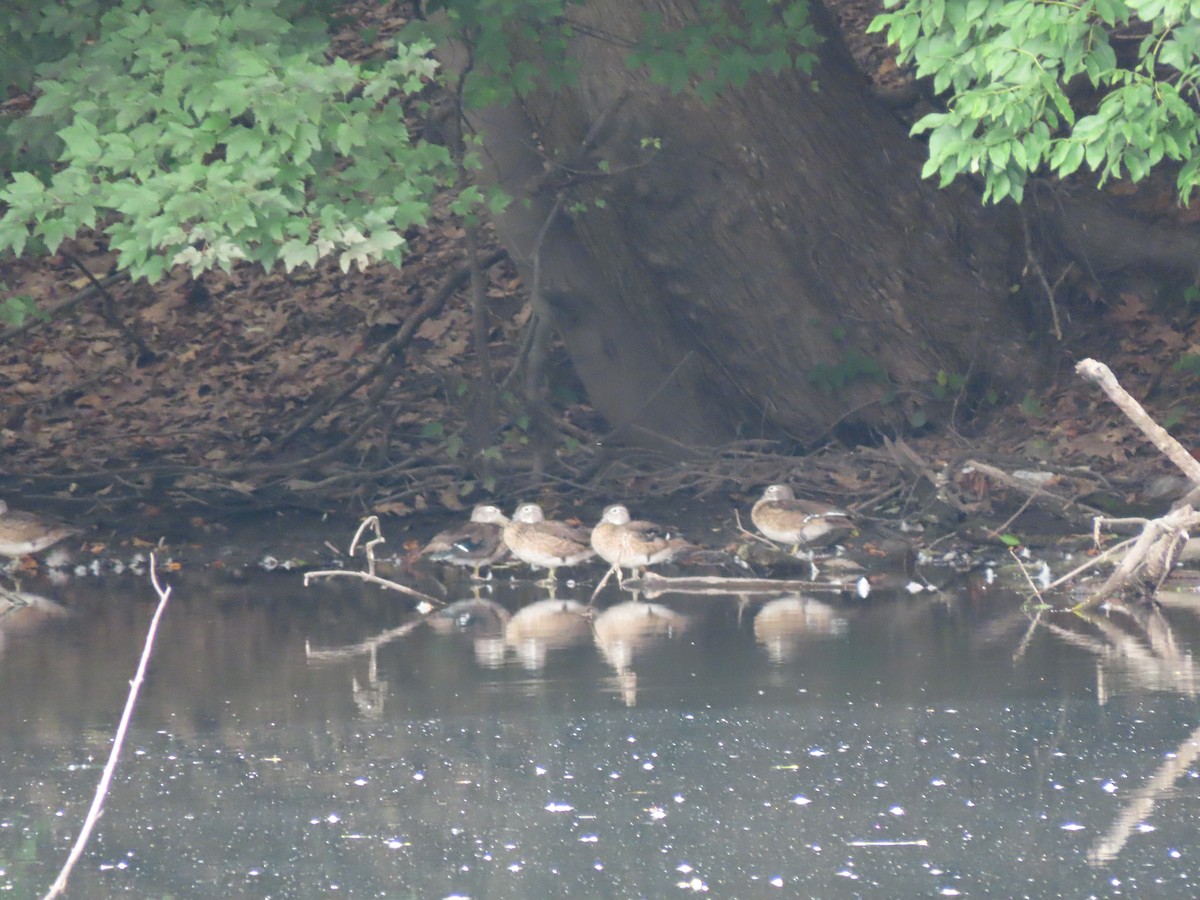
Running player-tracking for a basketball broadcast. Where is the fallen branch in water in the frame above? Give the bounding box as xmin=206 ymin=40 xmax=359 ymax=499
xmin=42 ymin=555 xmax=173 ymax=900
xmin=303 ymin=516 xmax=442 ymax=607
xmin=1073 ymin=359 xmax=1200 ymax=608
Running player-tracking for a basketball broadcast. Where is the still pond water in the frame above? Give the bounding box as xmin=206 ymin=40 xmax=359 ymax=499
xmin=2 ymin=544 xmax=1200 ymax=898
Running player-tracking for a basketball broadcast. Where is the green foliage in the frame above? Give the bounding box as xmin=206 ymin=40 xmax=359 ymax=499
xmin=0 ymin=2 xmax=114 ymax=118
xmin=1019 ymin=392 xmax=1045 ymax=417
xmin=932 ymin=367 xmax=965 ymax=400
xmin=807 ymin=348 xmax=888 ymax=394
xmin=0 ymin=0 xmax=451 ymax=281
xmin=1162 ymin=405 xmax=1186 ymax=429
xmin=0 ymin=0 xmax=827 ymax=285
xmin=409 ymin=0 xmax=583 ymax=107
xmin=626 ymin=0 xmax=820 ymax=100
xmin=871 ymin=0 xmax=1200 ymax=203
xmin=0 ymin=290 xmax=46 ymax=327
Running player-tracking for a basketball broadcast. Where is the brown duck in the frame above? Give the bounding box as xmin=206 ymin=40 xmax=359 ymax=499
xmin=502 ymin=503 xmax=595 ymax=584
xmin=750 ymin=484 xmax=853 ymax=552
xmin=420 ymin=504 xmax=509 ymax=578
xmin=590 ymin=504 xmax=691 ymax=586
xmin=0 ymin=500 xmax=79 ymax=560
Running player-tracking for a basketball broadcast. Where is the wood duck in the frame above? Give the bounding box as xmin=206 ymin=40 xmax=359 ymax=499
xmin=420 ymin=504 xmax=509 ymax=578
xmin=502 ymin=503 xmax=595 ymax=584
xmin=590 ymin=504 xmax=690 ymax=586
xmin=750 ymin=484 xmax=853 ymax=552
xmin=0 ymin=500 xmax=79 ymax=560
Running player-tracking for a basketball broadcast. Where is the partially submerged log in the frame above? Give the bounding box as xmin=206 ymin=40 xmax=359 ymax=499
xmin=1074 ymin=359 xmax=1200 ymax=607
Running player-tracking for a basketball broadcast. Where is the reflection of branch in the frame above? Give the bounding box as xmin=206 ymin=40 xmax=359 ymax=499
xmin=1089 ymin=724 xmax=1200 ymax=865
xmin=1011 ymin=608 xmax=1045 ymax=663
xmin=629 ymin=571 xmax=853 ymax=599
xmin=305 ymin=621 xmax=425 ymax=662
xmin=1043 ymin=605 xmax=1200 ymax=697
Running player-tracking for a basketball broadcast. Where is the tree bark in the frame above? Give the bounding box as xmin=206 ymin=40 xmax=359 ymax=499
xmin=461 ymin=0 xmax=1033 ymax=450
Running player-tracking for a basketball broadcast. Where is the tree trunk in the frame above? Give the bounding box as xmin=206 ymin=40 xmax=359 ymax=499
xmin=462 ymin=0 xmax=1034 ymax=450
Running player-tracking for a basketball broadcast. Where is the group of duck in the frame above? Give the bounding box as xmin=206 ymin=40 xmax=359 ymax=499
xmin=420 ymin=484 xmax=853 ymax=585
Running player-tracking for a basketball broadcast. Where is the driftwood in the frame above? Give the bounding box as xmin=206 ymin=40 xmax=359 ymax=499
xmin=1074 ymin=359 xmax=1200 ymax=607
xmin=303 ymin=516 xmax=443 ymax=607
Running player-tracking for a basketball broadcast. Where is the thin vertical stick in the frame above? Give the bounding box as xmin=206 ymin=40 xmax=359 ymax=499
xmin=42 ymin=555 xmax=173 ymax=900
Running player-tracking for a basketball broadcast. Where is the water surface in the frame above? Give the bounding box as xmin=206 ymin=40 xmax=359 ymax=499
xmin=2 ymin=560 xmax=1199 ymax=898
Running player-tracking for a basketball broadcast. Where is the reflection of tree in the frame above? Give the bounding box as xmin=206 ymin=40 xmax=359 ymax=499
xmin=306 ymin=619 xmax=425 ymax=720
xmin=1037 ymin=600 xmax=1200 ymax=863
xmin=1088 ymin=724 xmax=1200 ymax=866
xmin=1045 ymin=604 xmax=1200 ymax=699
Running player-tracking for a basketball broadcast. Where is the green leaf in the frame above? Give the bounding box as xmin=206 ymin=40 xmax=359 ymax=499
xmin=58 ymin=120 xmax=102 ymax=163
xmin=182 ymin=9 xmax=220 ymax=46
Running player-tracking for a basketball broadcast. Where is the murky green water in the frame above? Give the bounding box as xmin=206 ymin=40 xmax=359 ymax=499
xmin=2 ymin=554 xmax=1200 ymax=898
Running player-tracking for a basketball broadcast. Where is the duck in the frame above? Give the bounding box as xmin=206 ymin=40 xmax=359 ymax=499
xmin=0 ymin=500 xmax=79 ymax=561
xmin=420 ymin=504 xmax=509 ymax=578
xmin=590 ymin=504 xmax=691 ymax=587
xmin=750 ymin=484 xmax=853 ymax=552
xmin=502 ymin=503 xmax=595 ymax=584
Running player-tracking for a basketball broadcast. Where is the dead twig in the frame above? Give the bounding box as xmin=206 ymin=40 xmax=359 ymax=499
xmin=42 ymin=555 xmax=173 ymax=900
xmin=962 ymin=459 xmax=1096 ymax=530
xmin=1020 ymin=206 xmax=1064 ymax=341
xmin=304 ymin=516 xmax=442 ymax=606
xmin=1042 ymin=535 xmax=1138 ymax=592
xmin=1008 ymin=546 xmax=1046 ymax=604
xmin=62 ymin=252 xmax=158 ymax=364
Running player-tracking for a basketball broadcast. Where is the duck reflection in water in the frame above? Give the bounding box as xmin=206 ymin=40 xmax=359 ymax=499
xmin=504 ymin=598 xmax=591 ymax=670
xmin=429 ymin=596 xmax=512 ymax=668
xmin=593 ymin=601 xmax=689 ymax=707
xmin=753 ymin=595 xmax=847 ymax=664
